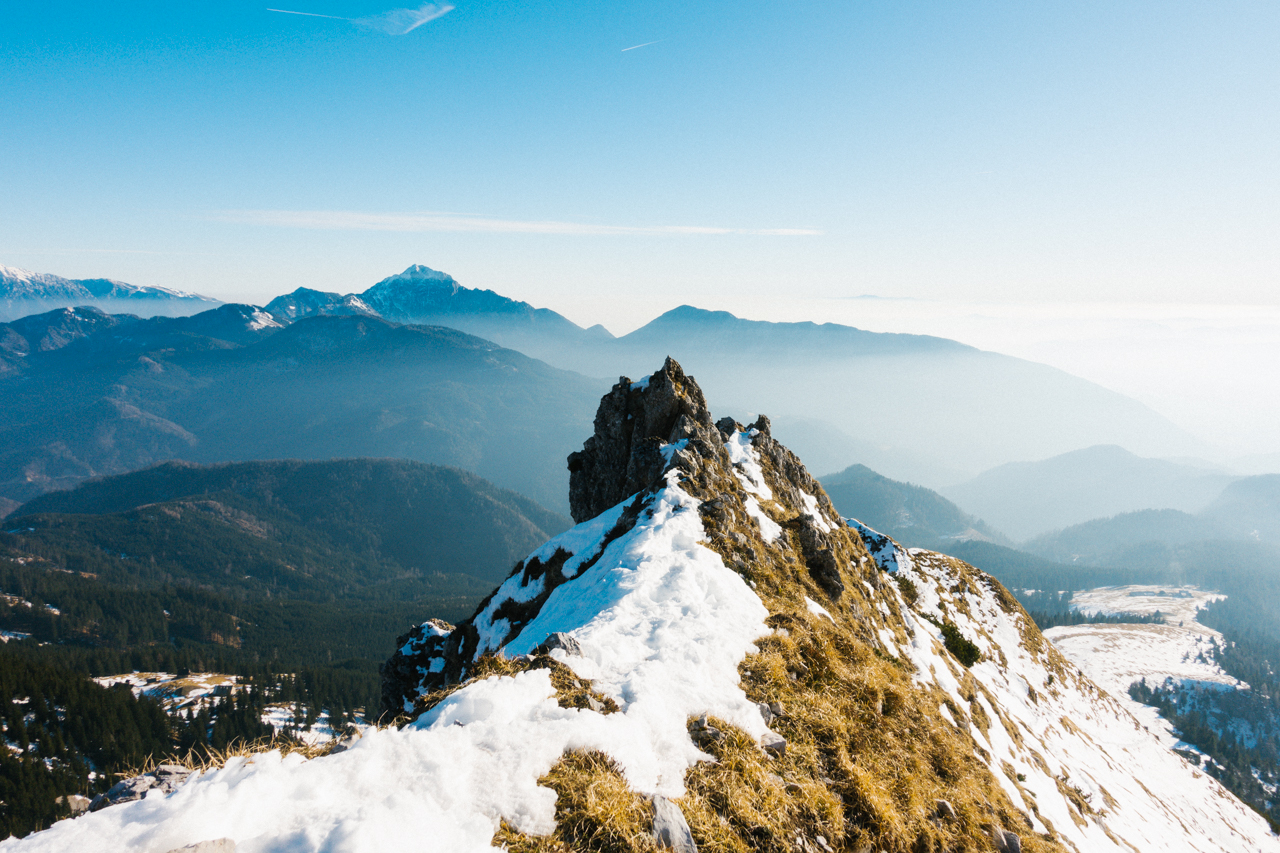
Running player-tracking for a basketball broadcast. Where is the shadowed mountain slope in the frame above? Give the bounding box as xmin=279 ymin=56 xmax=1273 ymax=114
xmin=10 ymin=458 xmax=570 ymax=591
xmin=0 ymin=311 xmax=603 ymax=513
xmin=818 ymin=462 xmax=1010 ymax=549
xmin=942 ymin=445 xmax=1237 ymax=540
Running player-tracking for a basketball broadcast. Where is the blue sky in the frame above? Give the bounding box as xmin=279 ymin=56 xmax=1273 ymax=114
xmin=2 ymin=1 xmax=1278 ymax=324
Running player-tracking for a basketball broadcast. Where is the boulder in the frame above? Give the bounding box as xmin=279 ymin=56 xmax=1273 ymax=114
xmin=652 ymin=795 xmax=698 ymax=852
xmin=89 ymin=765 xmax=194 ymax=812
xmin=761 ymin=729 xmax=787 ymax=758
xmin=533 ymin=632 xmax=582 ymax=657
xmin=994 ymin=829 xmax=1022 ymax=853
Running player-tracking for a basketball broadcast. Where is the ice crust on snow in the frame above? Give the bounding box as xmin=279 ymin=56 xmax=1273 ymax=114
xmin=7 ymin=474 xmax=769 ymax=853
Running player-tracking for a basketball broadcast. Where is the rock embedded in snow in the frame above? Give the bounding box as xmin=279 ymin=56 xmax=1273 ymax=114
xmin=532 ymin=631 xmax=582 ymax=657
xmin=89 ymin=764 xmax=194 ymax=812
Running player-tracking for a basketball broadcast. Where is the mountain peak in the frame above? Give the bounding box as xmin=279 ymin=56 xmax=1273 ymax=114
xmin=374 ymin=264 xmax=459 ymax=290
xmin=566 ymin=356 xmax=717 ymax=522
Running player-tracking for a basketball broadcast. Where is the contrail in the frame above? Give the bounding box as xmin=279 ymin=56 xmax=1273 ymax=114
xmin=266 ymin=3 xmax=453 ymax=34
xmin=621 ymin=39 xmax=664 ymax=52
xmin=266 ymin=8 xmax=347 ymax=19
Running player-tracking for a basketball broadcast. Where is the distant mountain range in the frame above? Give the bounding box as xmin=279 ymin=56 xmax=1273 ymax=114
xmin=261 ymin=264 xmax=1205 ymax=488
xmin=0 ymin=304 xmax=602 ymax=515
xmin=0 ymin=265 xmax=220 ymax=321
xmin=263 ymin=264 xmax=612 ymax=361
xmin=941 ymin=444 xmax=1238 ymax=540
xmin=0 ymin=262 xmax=1222 ymax=516
xmin=1022 ymin=473 xmax=1280 ymax=565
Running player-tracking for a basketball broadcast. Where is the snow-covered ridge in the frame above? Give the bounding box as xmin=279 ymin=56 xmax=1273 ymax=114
xmin=872 ymin=533 xmax=1277 ymax=852
xmin=9 ymin=358 xmax=1277 ymax=853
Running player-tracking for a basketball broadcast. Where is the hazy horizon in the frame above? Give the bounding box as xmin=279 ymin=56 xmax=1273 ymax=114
xmin=4 ymin=0 xmax=1278 ymax=460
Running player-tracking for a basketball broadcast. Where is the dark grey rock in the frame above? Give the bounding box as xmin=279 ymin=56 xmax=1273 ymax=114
xmin=534 ymin=631 xmax=583 ymax=657
xmin=88 ymin=763 xmax=196 ymax=812
xmin=768 ymin=700 xmax=787 ymax=718
xmin=714 ymin=416 xmax=741 ymax=440
xmin=757 ymin=702 xmax=775 ymax=725
xmin=567 ymin=357 xmax=716 ymax=523
xmin=796 ymin=516 xmax=845 ymax=600
xmin=935 ymin=799 xmax=956 ymax=820
xmin=690 ymin=714 xmax=723 ymax=747
xmin=89 ymin=775 xmax=156 ymax=811
xmin=652 ymin=795 xmax=698 ymax=852
xmin=994 ymin=829 xmax=1022 ymax=853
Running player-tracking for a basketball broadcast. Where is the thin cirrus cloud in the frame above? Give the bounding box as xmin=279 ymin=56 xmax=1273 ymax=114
xmin=213 ymin=209 xmax=824 ymax=237
xmin=266 ymin=3 xmax=453 ymax=35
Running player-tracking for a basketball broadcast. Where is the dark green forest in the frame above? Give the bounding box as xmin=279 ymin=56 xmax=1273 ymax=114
xmin=0 ymin=458 xmax=573 ymax=836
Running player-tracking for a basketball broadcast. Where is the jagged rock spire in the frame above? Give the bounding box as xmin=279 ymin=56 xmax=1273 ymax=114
xmin=567 ymin=356 xmax=717 ymax=523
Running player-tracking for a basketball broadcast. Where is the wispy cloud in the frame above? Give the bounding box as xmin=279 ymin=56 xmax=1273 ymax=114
xmin=267 ymin=3 xmax=453 ymax=35
xmin=213 ymin=209 xmax=823 ymax=237
xmin=621 ymin=39 xmax=664 ymax=52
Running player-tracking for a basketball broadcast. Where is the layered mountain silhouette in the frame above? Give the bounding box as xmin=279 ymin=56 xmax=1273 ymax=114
xmin=0 ymin=307 xmax=603 ymax=513
xmin=0 ymin=263 xmax=1211 ymax=520
xmin=818 ymin=463 xmax=1010 ymax=549
xmin=261 ymin=265 xmax=1203 ymax=486
xmin=942 ymin=445 xmax=1238 ymax=540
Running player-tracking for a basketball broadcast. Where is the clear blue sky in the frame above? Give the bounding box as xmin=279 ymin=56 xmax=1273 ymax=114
xmin=3 ymin=1 xmax=1278 ymax=325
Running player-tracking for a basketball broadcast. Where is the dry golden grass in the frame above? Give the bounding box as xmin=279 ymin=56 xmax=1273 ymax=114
xmin=122 ymin=734 xmax=335 ymax=780
xmin=429 ymin=429 xmax=1076 ymax=852
xmin=412 ymin=652 xmax=620 ymax=721
xmin=495 ymin=752 xmax=659 ymax=853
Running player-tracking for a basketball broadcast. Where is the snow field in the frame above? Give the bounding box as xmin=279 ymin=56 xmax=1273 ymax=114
xmin=4 ymin=473 xmax=771 ymax=853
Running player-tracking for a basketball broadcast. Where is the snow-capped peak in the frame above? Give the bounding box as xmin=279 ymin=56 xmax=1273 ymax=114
xmin=372 ymin=264 xmax=459 ymax=290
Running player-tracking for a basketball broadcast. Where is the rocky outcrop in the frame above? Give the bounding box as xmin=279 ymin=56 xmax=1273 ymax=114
xmin=89 ymin=764 xmax=193 ymax=812
xmin=382 ymin=357 xmax=735 ymax=713
xmin=567 ymin=356 xmax=718 ymax=523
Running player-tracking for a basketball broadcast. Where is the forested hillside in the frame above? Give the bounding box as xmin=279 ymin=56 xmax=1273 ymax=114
xmin=0 ymin=458 xmax=568 ymax=835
